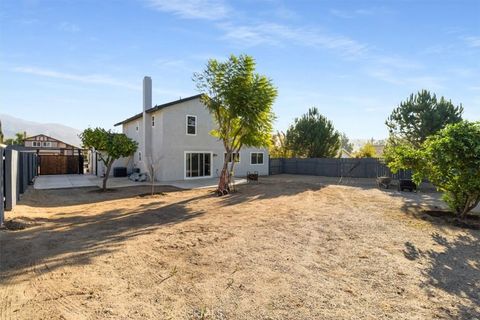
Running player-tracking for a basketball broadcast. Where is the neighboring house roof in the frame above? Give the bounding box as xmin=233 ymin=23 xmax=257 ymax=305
xmin=114 ymin=94 xmax=203 ymax=127
xmin=338 ymin=148 xmax=353 ymax=158
xmin=24 ymin=134 xmax=81 ymax=149
xmin=372 ymin=144 xmax=385 ymax=156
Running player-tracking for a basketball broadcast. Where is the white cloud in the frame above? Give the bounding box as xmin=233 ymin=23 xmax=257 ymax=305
xmin=59 ymin=22 xmax=80 ymax=32
xmin=145 ymin=0 xmax=229 ymax=20
xmin=463 ymin=36 xmax=480 ymax=48
xmin=12 ymin=66 xmax=140 ymax=91
xmin=329 ymin=7 xmax=386 ymax=19
xmin=219 ymin=22 xmax=368 ymax=56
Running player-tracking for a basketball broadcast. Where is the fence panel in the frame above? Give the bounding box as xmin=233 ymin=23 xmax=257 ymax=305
xmin=3 ymin=150 xmax=38 ymax=213
xmin=4 ymin=149 xmax=19 ymax=211
xmin=0 ymin=147 xmax=4 ymax=226
xmin=269 ymin=157 xmax=412 ymax=179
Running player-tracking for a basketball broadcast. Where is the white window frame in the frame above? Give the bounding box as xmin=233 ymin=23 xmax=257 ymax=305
xmin=184 ymin=151 xmax=213 ymax=179
xmin=186 ymin=115 xmax=197 ymax=136
xmin=33 ymin=141 xmax=41 ymax=147
xmin=224 ymin=152 xmax=240 ymax=163
xmin=250 ymin=152 xmax=264 ymax=165
xmin=138 ymin=151 xmax=142 ymax=161
xmin=151 ymin=115 xmax=155 ymax=127
xmin=42 ymin=141 xmax=52 ymax=147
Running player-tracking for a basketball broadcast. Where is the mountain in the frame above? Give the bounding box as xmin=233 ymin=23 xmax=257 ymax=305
xmin=0 ymin=113 xmax=82 ymax=147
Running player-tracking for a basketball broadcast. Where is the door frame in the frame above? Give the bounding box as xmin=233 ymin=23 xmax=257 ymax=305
xmin=184 ymin=151 xmax=213 ymax=179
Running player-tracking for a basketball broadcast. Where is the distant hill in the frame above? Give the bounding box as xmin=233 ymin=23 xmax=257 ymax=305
xmin=0 ymin=113 xmax=82 ymax=147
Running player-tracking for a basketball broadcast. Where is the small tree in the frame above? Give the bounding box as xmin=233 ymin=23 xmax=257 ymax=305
xmin=146 ymin=155 xmax=163 ymax=196
xmin=80 ymin=128 xmax=137 ymax=191
xmin=388 ymin=121 xmax=480 ymax=219
xmin=339 ymin=132 xmax=354 ymax=153
xmin=285 ymin=107 xmax=340 ymax=158
xmin=269 ymin=131 xmax=291 ymax=158
xmin=355 ymin=142 xmax=377 ymax=158
xmin=193 ymin=54 xmax=277 ymax=194
xmin=386 ymin=90 xmax=463 ymax=148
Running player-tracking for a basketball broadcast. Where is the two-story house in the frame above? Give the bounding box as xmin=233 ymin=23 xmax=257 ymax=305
xmin=94 ymin=76 xmax=269 ymax=181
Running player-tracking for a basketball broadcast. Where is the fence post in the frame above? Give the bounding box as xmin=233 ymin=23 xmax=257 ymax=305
xmin=0 ymin=147 xmax=4 ymax=227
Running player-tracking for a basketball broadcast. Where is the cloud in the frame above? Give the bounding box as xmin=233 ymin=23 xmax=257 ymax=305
xmin=145 ymin=0 xmax=229 ymax=20
xmin=463 ymin=36 xmax=480 ymax=48
xmin=366 ymin=66 xmax=444 ymax=89
xmin=12 ymin=66 xmax=140 ymax=90
xmin=219 ymin=22 xmax=368 ymax=56
xmin=59 ymin=22 xmax=80 ymax=32
xmin=329 ymin=7 xmax=383 ymax=19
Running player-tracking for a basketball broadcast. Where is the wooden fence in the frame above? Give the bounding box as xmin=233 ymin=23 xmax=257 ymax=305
xmin=1 ymin=148 xmax=38 ymax=225
xmin=39 ymin=155 xmax=81 ymax=175
xmin=269 ymin=157 xmax=411 ymax=179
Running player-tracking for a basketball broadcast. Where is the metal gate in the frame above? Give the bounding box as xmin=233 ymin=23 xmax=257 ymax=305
xmin=39 ymin=155 xmax=83 ymax=175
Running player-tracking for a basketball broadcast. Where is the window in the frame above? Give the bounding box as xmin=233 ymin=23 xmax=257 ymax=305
xmin=33 ymin=141 xmax=41 ymax=147
xmin=250 ymin=152 xmax=264 ymax=165
xmin=152 ymin=116 xmax=155 ymax=127
xmin=224 ymin=152 xmax=240 ymax=163
xmin=136 ymin=122 xmax=139 ymax=132
xmin=185 ymin=152 xmax=211 ymax=178
xmin=186 ymin=115 xmax=197 ymax=135
xmin=138 ymin=151 xmax=142 ymax=161
xmin=42 ymin=142 xmax=52 ymax=147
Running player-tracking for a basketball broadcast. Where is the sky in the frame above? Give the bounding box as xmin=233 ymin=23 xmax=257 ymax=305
xmin=0 ymin=0 xmax=479 ymax=139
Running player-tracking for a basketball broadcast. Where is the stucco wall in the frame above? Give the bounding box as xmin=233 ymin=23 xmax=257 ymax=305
xmin=121 ymin=97 xmax=269 ymax=181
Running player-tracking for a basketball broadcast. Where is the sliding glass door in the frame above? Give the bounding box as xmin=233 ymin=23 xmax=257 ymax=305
xmin=185 ymin=152 xmax=211 ymax=178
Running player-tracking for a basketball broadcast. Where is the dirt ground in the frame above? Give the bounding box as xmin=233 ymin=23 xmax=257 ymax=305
xmin=0 ymin=174 xmax=479 ymax=320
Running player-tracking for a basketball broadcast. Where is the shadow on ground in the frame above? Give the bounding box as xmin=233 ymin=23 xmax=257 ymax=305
xmin=403 ymin=232 xmax=480 ymax=319
xmin=0 ymin=192 xmax=208 ymax=282
xmin=19 ymin=185 xmax=182 ymax=208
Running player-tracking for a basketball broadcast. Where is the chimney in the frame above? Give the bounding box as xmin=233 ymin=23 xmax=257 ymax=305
xmin=143 ymin=76 xmax=152 ymax=111
xmin=142 ymin=76 xmax=152 ymax=169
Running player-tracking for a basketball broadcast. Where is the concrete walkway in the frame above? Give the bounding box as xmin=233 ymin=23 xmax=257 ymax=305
xmin=34 ymin=174 xmax=247 ymax=190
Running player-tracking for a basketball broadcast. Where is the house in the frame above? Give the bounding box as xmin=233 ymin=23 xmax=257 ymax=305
xmin=93 ymin=76 xmax=269 ymax=181
xmin=22 ymin=134 xmax=82 ymax=156
xmin=338 ymin=148 xmax=353 ymax=158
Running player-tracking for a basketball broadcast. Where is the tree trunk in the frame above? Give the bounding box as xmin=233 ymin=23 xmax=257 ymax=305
xmin=103 ymin=161 xmax=113 ymax=191
xmin=217 ymin=152 xmax=230 ymax=195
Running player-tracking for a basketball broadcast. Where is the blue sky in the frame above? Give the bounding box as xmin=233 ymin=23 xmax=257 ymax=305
xmin=0 ymin=0 xmax=479 ymax=139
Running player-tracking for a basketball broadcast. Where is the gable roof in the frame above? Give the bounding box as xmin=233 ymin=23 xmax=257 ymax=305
xmin=24 ymin=134 xmax=80 ymax=149
xmin=114 ymin=94 xmax=203 ymax=127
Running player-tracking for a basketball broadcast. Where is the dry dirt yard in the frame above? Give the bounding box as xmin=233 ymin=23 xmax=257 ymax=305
xmin=0 ymin=174 xmax=479 ymax=320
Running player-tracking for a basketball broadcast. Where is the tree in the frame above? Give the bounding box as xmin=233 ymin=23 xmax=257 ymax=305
xmin=269 ymin=131 xmax=291 ymax=158
xmin=387 ymin=121 xmax=480 ymax=219
xmin=193 ymin=54 xmax=277 ymax=195
xmin=80 ymin=128 xmax=137 ymax=191
xmin=285 ymin=107 xmax=340 ymax=158
xmin=4 ymin=132 xmax=25 ymax=145
xmin=386 ymin=90 xmax=463 ymax=148
xmin=339 ymin=132 xmax=353 ymax=153
xmin=355 ymin=142 xmax=377 ymax=158
xmin=0 ymin=120 xmax=4 ymax=144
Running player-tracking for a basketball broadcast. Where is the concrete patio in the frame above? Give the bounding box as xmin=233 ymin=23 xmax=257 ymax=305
xmin=34 ymin=174 xmax=247 ymax=190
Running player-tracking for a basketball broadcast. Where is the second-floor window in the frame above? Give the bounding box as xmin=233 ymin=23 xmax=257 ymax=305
xmin=138 ymin=151 xmax=142 ymax=161
xmin=42 ymin=142 xmax=52 ymax=147
xmin=186 ymin=115 xmax=197 ymax=135
xmin=33 ymin=141 xmax=41 ymax=147
xmin=152 ymin=116 xmax=155 ymax=127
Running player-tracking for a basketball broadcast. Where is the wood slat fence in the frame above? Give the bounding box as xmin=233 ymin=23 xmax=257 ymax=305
xmin=269 ymin=157 xmax=411 ymax=179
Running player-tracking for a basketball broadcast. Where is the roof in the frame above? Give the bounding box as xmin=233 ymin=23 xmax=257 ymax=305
xmin=24 ymin=134 xmax=81 ymax=149
xmin=114 ymin=94 xmax=203 ymax=127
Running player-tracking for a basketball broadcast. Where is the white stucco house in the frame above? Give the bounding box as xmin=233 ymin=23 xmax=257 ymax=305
xmin=91 ymin=76 xmax=269 ymax=181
